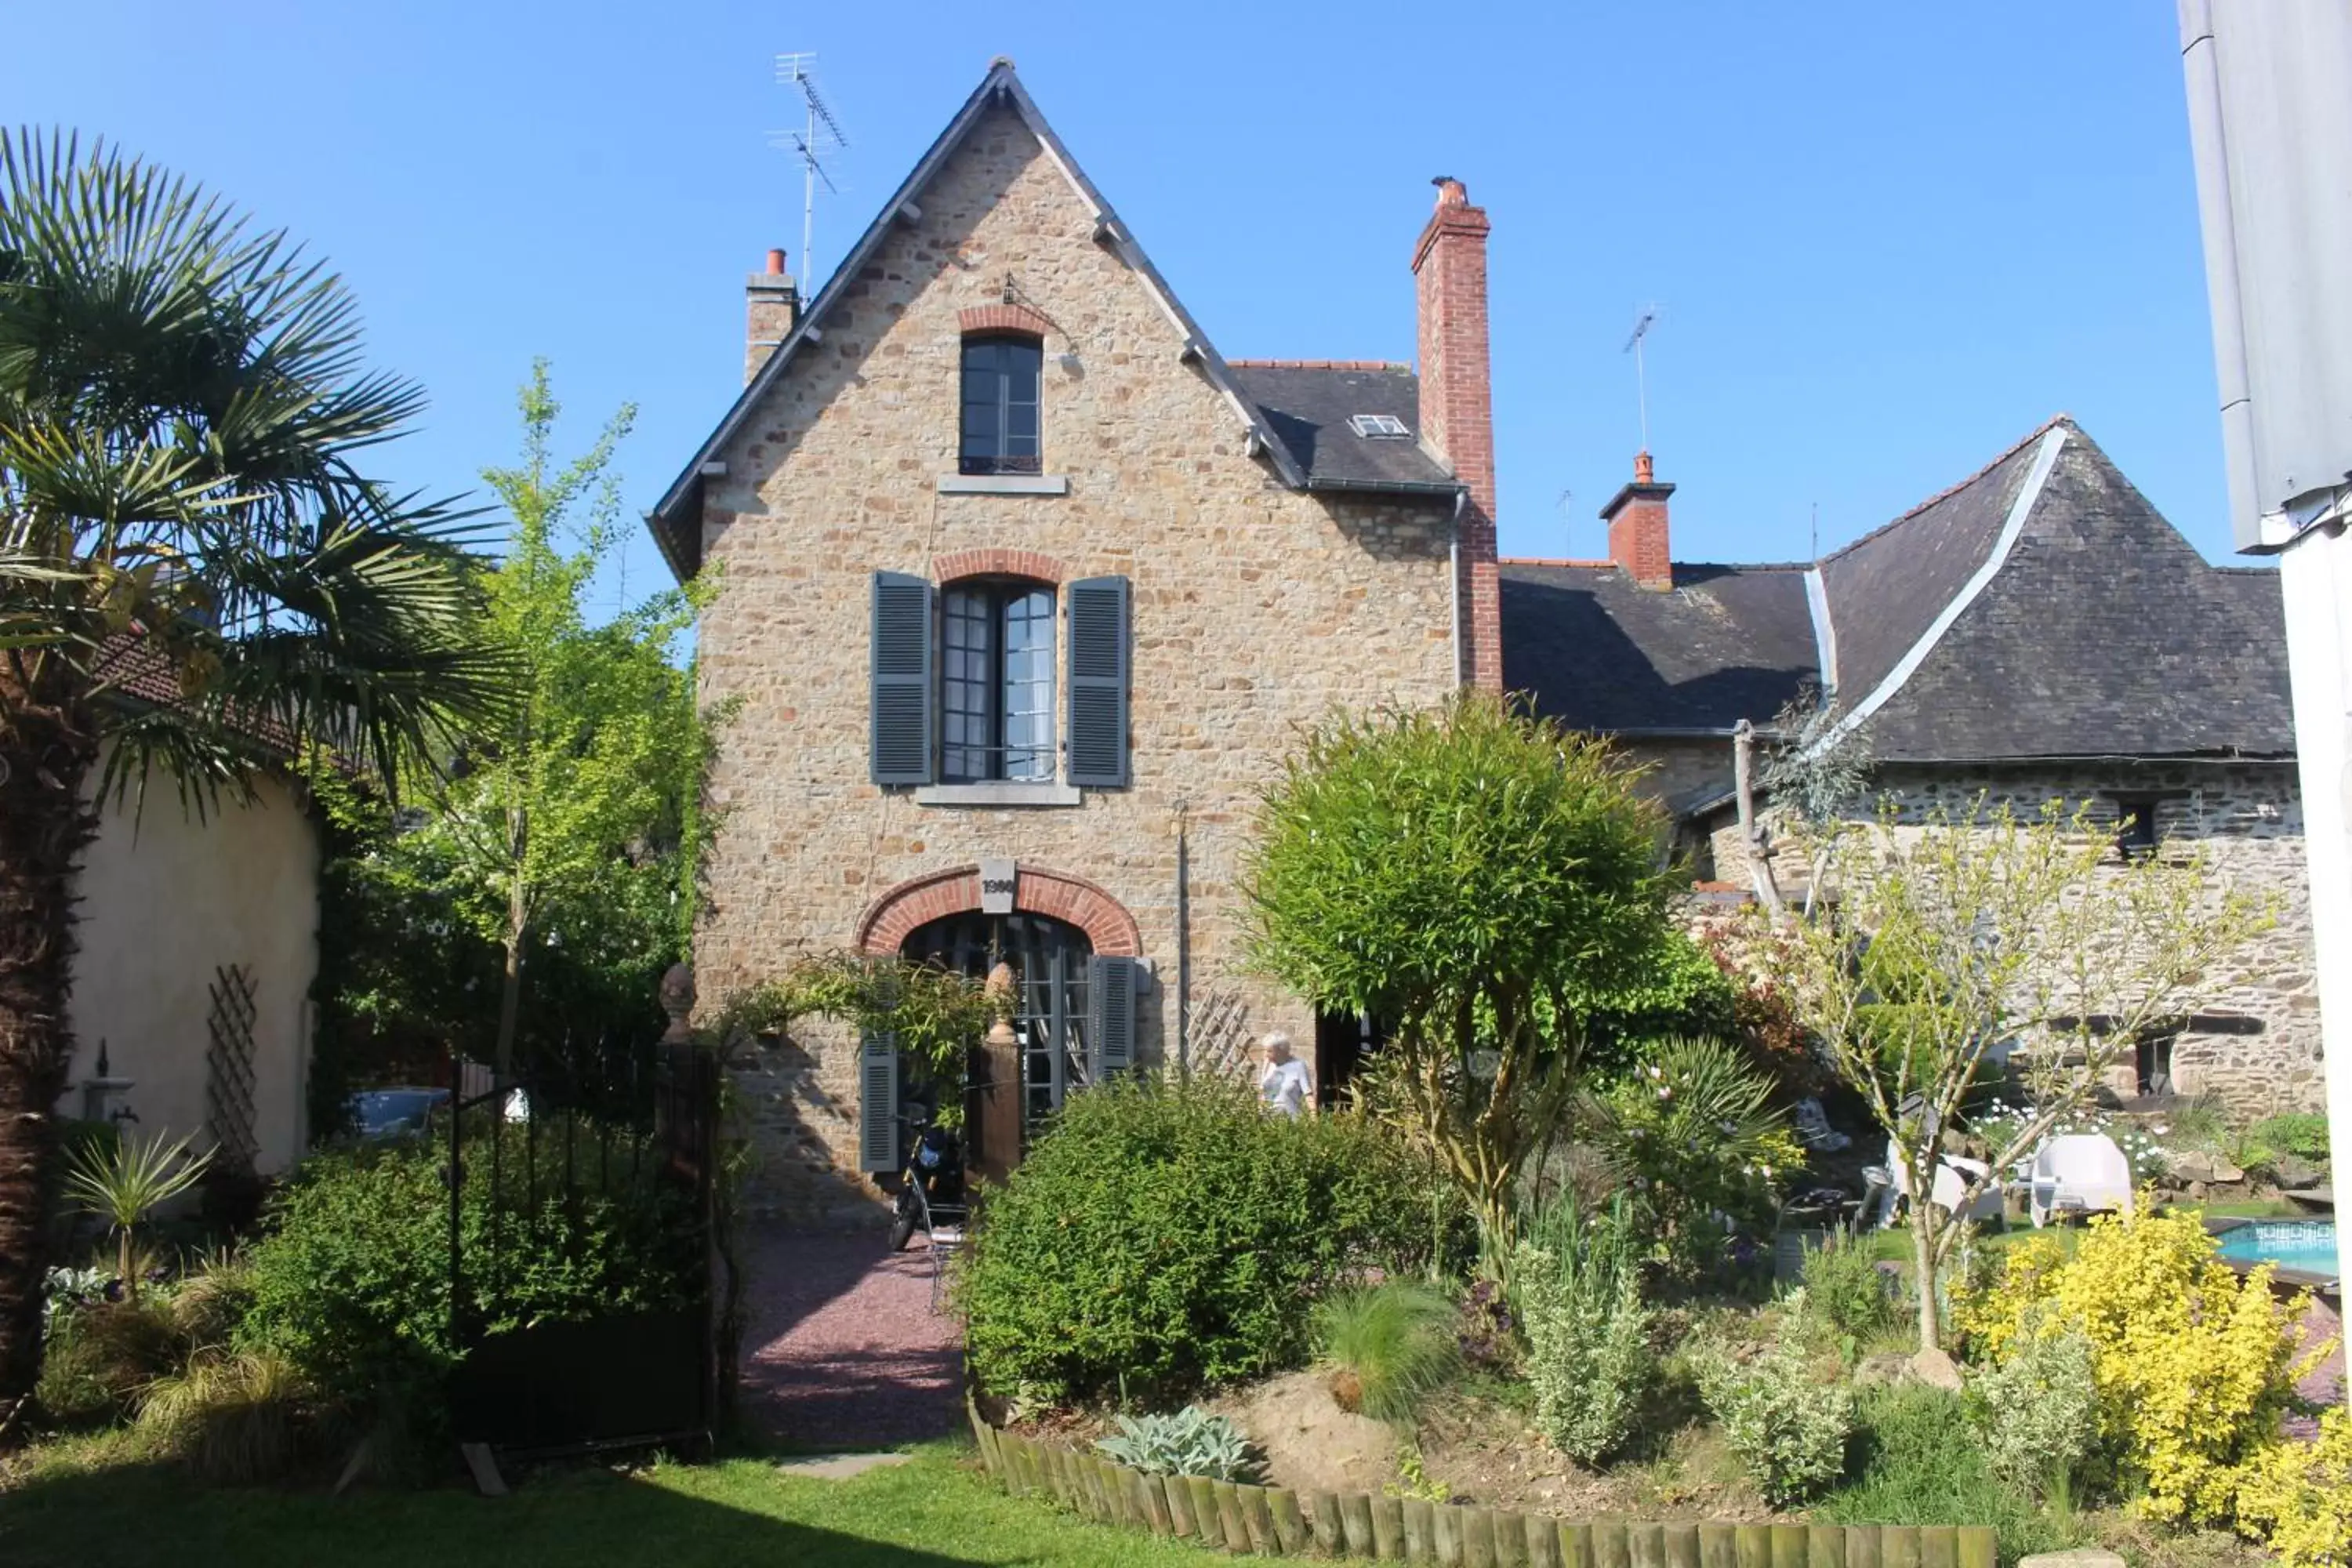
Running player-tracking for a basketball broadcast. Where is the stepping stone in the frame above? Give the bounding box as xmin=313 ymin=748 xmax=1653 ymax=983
xmin=776 ymin=1452 xmax=915 ymax=1480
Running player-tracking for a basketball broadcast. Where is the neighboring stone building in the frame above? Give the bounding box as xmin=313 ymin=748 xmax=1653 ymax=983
xmin=651 ymin=61 xmax=2318 ymax=1216
xmin=1505 ymin=419 xmax=2315 ymax=1113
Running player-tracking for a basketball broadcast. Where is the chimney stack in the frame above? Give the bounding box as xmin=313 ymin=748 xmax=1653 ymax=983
xmin=1414 ymin=176 xmax=1501 ymax=691
xmin=746 ymin=249 xmax=798 ymax=386
xmin=1600 ymin=451 xmax=1675 ymax=590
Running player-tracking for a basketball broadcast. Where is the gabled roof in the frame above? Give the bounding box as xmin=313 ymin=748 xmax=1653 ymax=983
xmin=1225 ymin=364 xmax=1457 ymax=492
xmin=1499 ymin=561 xmax=1820 ymax=734
xmin=648 ymin=61 xmax=1450 ymax=579
xmin=1497 ymin=417 xmax=2293 ymax=768
xmin=1828 ymin=420 xmax=2294 ymax=762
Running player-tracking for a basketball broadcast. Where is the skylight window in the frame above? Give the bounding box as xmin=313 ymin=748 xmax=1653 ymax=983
xmin=1349 ymin=413 xmax=1410 ymax=439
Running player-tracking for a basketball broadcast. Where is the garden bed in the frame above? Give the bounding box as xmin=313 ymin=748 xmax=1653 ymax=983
xmin=970 ymin=1400 xmax=1994 ymax=1568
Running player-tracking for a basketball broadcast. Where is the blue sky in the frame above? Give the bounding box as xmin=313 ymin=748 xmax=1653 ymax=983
xmin=5 ymin=2 xmax=2234 ymax=604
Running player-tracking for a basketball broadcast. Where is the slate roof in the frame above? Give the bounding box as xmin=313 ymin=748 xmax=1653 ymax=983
xmin=1843 ymin=421 xmax=2294 ymax=761
xmin=1501 ymin=418 xmax=2294 ymax=764
xmin=1225 ymin=364 xmax=1457 ymax=492
xmin=1500 ymin=561 xmax=1819 ymax=733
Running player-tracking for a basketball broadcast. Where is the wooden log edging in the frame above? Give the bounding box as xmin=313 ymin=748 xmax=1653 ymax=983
xmin=963 ymin=1400 xmax=1997 ymax=1566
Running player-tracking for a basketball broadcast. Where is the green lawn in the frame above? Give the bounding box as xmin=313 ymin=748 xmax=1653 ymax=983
xmin=0 ymin=1439 xmax=1221 ymax=1568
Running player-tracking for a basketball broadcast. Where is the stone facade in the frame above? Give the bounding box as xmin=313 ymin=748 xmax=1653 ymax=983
xmin=1700 ymin=761 xmax=2319 ymax=1115
xmin=691 ymin=104 xmax=1457 ymax=1218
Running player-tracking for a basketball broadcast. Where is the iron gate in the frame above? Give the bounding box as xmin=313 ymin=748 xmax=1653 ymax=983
xmin=445 ymin=1035 xmax=720 ymax=1458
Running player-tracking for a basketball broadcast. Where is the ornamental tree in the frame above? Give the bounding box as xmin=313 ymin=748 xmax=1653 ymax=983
xmin=1781 ymin=797 xmax=2273 ymax=1354
xmin=1243 ymin=694 xmax=1679 ymax=1242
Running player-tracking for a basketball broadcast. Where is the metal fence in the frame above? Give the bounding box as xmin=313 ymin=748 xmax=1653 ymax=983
xmin=445 ymin=1033 xmax=719 ymax=1459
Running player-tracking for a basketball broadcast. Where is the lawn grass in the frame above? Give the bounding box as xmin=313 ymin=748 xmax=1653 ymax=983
xmin=0 ymin=1436 xmax=1224 ymax=1568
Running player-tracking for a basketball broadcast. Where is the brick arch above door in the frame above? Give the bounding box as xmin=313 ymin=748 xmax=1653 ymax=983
xmin=855 ymin=863 xmax=1142 ymax=957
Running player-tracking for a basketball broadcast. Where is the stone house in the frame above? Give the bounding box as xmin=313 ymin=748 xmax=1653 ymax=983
xmin=650 ymin=60 xmax=2316 ymax=1216
xmin=1504 ymin=419 xmax=2314 ymax=1114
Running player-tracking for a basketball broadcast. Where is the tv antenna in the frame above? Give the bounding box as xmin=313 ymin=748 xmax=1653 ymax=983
xmin=772 ymin=53 xmax=850 ymax=291
xmin=1621 ymin=304 xmax=1661 ymax=450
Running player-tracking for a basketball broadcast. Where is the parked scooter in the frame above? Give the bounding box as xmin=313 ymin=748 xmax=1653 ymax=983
xmin=887 ymin=1105 xmax=965 ymax=1253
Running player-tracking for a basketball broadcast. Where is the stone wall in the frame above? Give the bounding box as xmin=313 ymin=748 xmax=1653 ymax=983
xmin=691 ymin=105 xmax=1458 ymax=1218
xmin=1704 ymin=761 xmax=2319 ymax=1114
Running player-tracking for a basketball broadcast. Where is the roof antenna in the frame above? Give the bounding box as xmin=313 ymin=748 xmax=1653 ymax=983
xmin=772 ymin=53 xmax=851 ymax=292
xmin=1621 ymin=305 xmax=1661 ymax=451
xmin=1557 ymin=488 xmax=1575 ymax=557
xmin=1810 ymin=500 xmax=1819 ymax=562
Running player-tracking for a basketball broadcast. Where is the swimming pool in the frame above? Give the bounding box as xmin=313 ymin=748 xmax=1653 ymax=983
xmin=2215 ymin=1220 xmax=2341 ymax=1281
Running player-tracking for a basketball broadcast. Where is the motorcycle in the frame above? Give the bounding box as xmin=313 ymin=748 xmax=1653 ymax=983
xmin=887 ymin=1107 xmax=965 ymax=1253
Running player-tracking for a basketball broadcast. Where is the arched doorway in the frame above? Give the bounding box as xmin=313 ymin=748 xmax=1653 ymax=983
xmin=902 ymin=909 xmax=1094 ymax=1130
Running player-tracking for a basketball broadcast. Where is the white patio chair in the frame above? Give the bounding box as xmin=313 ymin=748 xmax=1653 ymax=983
xmin=2030 ymin=1134 xmax=2133 ymax=1228
xmin=1873 ymin=1138 xmax=2002 ymax=1227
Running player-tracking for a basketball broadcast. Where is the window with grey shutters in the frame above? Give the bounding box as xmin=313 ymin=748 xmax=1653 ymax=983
xmin=1087 ymin=955 xmax=1138 ymax=1080
xmin=1065 ymin=575 xmax=1131 ymax=788
xmin=870 ymin=572 xmax=935 ymax=785
xmin=858 ymin=1029 xmax=900 ymax=1173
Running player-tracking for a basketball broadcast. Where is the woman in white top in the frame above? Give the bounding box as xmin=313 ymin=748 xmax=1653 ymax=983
xmin=1258 ymin=1032 xmax=1312 ymax=1117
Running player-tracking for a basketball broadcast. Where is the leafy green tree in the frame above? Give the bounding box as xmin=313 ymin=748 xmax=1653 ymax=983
xmin=1782 ymin=798 xmax=2274 ymax=1354
xmin=1243 ymin=694 xmax=1678 ymax=1242
xmin=336 ymin=362 xmax=715 ymax=1077
xmin=0 ymin=132 xmax=507 ymax=1432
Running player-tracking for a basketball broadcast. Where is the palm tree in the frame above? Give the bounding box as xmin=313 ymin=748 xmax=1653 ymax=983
xmin=0 ymin=130 xmax=512 ymax=1433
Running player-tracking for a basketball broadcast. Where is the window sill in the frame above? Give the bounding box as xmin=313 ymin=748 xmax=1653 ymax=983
xmin=915 ymin=782 xmax=1083 ymax=808
xmin=935 ymin=474 xmax=1070 ymax=496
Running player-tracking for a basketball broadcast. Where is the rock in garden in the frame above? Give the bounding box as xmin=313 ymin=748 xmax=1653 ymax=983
xmin=2017 ymin=1552 xmax=2126 ymax=1568
xmin=1906 ymin=1347 xmax=1965 ymax=1392
xmin=2170 ymin=1152 xmax=2244 ymax=1185
xmin=2270 ymin=1153 xmax=2322 ymax=1191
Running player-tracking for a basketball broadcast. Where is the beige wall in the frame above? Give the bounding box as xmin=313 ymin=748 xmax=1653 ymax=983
xmin=693 ymin=104 xmax=1459 ymax=1217
xmin=63 ymin=768 xmax=321 ymax=1174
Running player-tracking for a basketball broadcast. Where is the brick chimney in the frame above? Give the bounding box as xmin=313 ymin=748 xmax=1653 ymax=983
xmin=746 ymin=248 xmax=798 ymax=386
xmin=1600 ymin=450 xmax=1675 ymax=590
xmin=1414 ymin=177 xmax=1501 ymax=691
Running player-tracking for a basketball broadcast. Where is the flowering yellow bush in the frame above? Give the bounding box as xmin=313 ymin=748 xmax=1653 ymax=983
xmin=2232 ymin=1410 xmax=2352 ymax=1568
xmin=1954 ymin=1207 xmax=2327 ymax=1526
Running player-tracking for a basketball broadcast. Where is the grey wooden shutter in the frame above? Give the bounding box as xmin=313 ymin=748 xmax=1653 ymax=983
xmin=858 ymin=1029 xmax=900 ymax=1173
xmin=1087 ymin=956 xmax=1138 ymax=1080
xmin=870 ymin=572 xmax=935 ymax=786
xmin=1065 ymin=575 xmax=1131 ymax=787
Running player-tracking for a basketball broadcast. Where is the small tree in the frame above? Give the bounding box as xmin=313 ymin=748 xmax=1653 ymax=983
xmin=377 ymin=363 xmax=715 ymax=1076
xmin=1782 ymin=797 xmax=2273 ymax=1353
xmin=1243 ymin=695 xmax=1678 ymax=1242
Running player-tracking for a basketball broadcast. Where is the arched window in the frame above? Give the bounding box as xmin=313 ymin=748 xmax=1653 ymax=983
xmin=942 ymin=578 xmax=1054 ymax=782
xmin=960 ymin=334 xmax=1041 ymax=475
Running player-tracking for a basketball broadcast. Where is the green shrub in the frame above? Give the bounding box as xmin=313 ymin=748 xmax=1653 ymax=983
xmin=170 ymin=1256 xmax=257 ymax=1352
xmin=2244 ymin=1112 xmax=2328 ymax=1168
xmin=35 ymin=1298 xmax=184 ymax=1425
xmin=1096 ymin=1407 xmax=1259 ymax=1481
xmin=1312 ymin=1281 xmax=1462 ymax=1425
xmin=1590 ymin=1036 xmax=1807 ymax=1284
xmin=1820 ymin=1384 xmax=2087 ymax=1565
xmin=959 ymin=1074 xmax=1432 ymax=1406
xmin=1517 ymin=1238 xmax=1653 ymax=1465
xmin=1801 ymin=1230 xmax=1899 ymax=1341
xmin=1693 ymin=1316 xmax=1853 ymax=1505
xmin=1965 ymin=1319 xmax=2098 ymax=1497
xmin=136 ymin=1349 xmax=317 ymax=1485
xmin=238 ymin=1127 xmax=696 ymax=1413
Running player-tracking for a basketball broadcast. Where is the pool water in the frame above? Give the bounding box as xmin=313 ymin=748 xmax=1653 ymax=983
xmin=2216 ymin=1220 xmax=2341 ymax=1278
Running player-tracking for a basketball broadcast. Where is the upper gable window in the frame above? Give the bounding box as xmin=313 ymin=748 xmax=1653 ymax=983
xmin=960 ymin=335 xmax=1042 ymax=476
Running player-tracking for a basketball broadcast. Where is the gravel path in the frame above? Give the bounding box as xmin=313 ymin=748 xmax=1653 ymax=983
xmin=738 ymin=1225 xmax=965 ymax=1449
